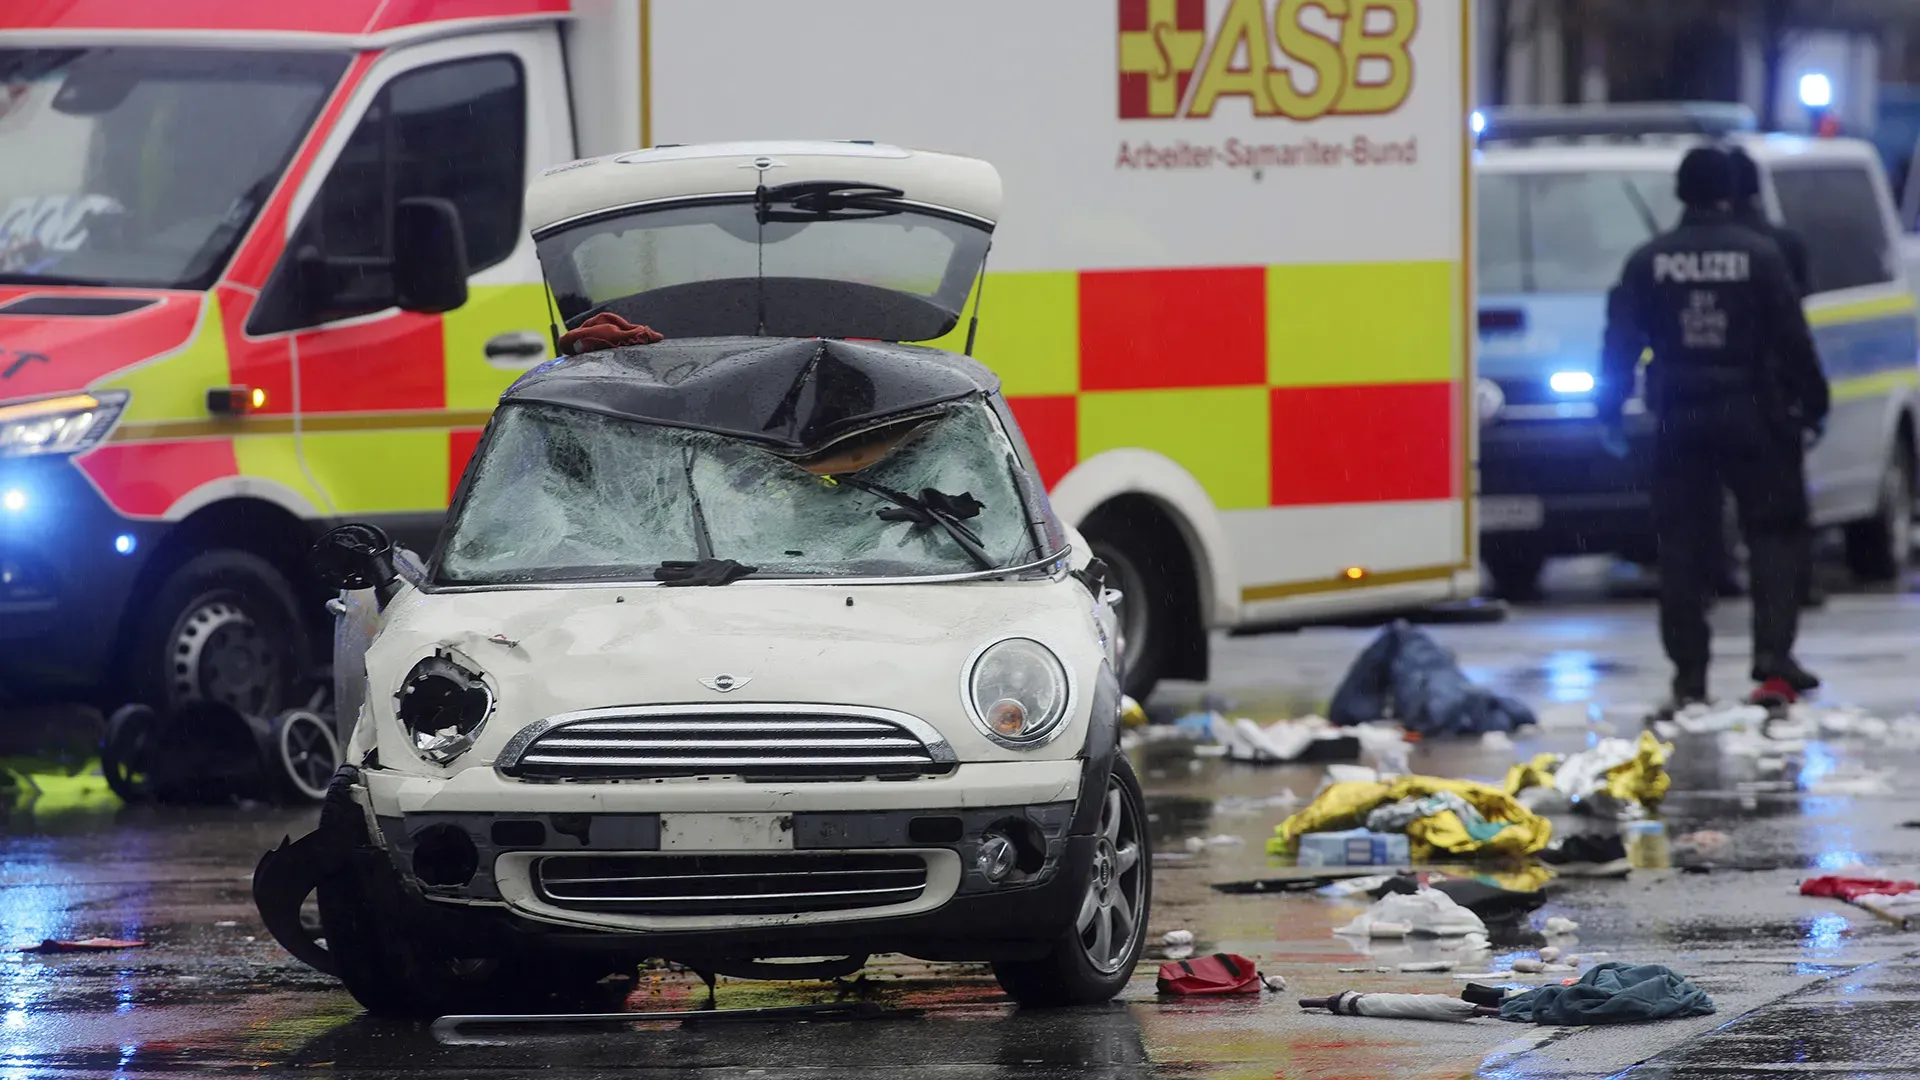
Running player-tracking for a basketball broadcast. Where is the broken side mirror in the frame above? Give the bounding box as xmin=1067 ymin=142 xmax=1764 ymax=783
xmin=1073 ymin=556 xmax=1112 ymax=601
xmin=393 ymin=196 xmax=469 ymax=313
xmin=312 ymin=523 xmax=401 ymax=608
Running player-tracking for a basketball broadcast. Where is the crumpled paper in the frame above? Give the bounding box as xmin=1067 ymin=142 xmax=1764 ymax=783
xmin=1505 ymin=731 xmax=1672 ymax=819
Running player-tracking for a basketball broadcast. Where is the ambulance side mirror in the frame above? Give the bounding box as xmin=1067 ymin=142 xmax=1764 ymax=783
xmin=393 ymin=197 xmax=469 ymax=314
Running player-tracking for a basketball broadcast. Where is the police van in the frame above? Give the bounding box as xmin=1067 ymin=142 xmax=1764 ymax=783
xmin=1474 ymin=104 xmax=1919 ymax=597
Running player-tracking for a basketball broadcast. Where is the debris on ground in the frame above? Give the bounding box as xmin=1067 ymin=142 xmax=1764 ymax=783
xmin=1328 ymin=620 xmax=1538 ymax=736
xmin=1262 ymin=974 xmax=1289 ymax=992
xmin=17 ymin=937 xmax=147 ymax=952
xmin=1539 ymin=834 xmax=1633 ymax=877
xmin=1498 ymin=962 xmax=1714 ymax=1024
xmin=1542 ymin=916 xmax=1581 ymax=935
xmin=1120 ymin=695 xmax=1149 ymax=728
xmin=1800 ymin=875 xmax=1920 ymax=927
xmin=1505 ymin=732 xmax=1673 ymax=820
xmin=1298 ymin=828 xmax=1412 ymax=867
xmin=1269 ymin=775 xmax=1552 ymax=860
xmin=1156 ymin=953 xmax=1264 ymax=995
xmin=1301 ymin=990 xmax=1490 ymax=1021
xmin=1163 ymin=929 xmax=1195 ymax=947
xmin=1399 ymin=960 xmax=1457 ymax=972
xmin=1336 ymin=888 xmax=1487 ymax=939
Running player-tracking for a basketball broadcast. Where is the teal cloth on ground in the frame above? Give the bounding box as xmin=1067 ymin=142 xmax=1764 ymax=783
xmin=1499 ymin=962 xmax=1715 ymax=1025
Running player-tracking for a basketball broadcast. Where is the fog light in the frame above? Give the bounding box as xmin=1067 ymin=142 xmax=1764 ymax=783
xmin=411 ymin=822 xmax=479 ymax=887
xmin=977 ymin=832 xmax=1017 ymax=883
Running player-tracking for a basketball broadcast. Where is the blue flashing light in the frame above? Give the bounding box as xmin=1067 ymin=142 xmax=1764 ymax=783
xmin=1 ymin=488 xmax=24 ymax=513
xmin=1800 ymin=73 xmax=1833 ymax=109
xmin=1549 ymin=371 xmax=1595 ymax=394
xmin=114 ymin=533 xmax=137 ymax=555
xmin=1470 ymin=110 xmax=1486 ymax=135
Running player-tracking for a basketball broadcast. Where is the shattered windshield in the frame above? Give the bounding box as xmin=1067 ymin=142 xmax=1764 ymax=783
xmin=0 ymin=48 xmax=345 ymax=289
xmin=437 ymin=398 xmax=1042 ymax=585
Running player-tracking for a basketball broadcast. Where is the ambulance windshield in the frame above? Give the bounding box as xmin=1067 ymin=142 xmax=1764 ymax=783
xmin=437 ymin=400 xmax=1041 ymax=585
xmin=0 ymin=48 xmax=347 ymax=290
xmin=1478 ymin=170 xmax=1684 ymax=294
xmin=535 ymin=194 xmax=992 ymax=342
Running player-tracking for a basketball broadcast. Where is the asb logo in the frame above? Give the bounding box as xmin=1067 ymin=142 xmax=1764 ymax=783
xmin=1118 ymin=0 xmax=1207 ymax=119
xmin=1118 ymin=0 xmax=1420 ymax=121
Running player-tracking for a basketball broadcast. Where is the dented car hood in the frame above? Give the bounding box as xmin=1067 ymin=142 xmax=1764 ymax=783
xmin=352 ymin=577 xmax=1107 ymax=768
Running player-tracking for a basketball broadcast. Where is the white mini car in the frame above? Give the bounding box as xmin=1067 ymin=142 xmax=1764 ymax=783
xmin=253 ymin=142 xmax=1149 ymax=1018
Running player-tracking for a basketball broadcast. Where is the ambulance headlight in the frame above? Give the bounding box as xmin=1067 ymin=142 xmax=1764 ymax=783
xmin=965 ymin=637 xmax=1072 ymax=748
xmin=0 ymin=392 xmax=128 ymax=457
xmin=1549 ymin=371 xmax=1595 ymax=395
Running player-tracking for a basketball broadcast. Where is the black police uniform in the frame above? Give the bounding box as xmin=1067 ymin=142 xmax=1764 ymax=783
xmin=1600 ymin=203 xmax=1829 ymax=700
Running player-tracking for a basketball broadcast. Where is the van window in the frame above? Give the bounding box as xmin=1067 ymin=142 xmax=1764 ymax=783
xmin=1477 ymin=170 xmax=1682 ymax=294
xmin=1772 ymin=165 xmax=1896 ymax=294
xmin=251 ymin=54 xmax=526 ymax=333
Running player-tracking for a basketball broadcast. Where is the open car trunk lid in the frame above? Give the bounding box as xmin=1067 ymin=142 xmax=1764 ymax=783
xmin=526 ymin=142 xmax=1002 ymax=343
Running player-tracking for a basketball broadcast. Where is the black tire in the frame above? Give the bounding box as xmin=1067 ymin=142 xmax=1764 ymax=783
xmin=1080 ymin=511 xmax=1185 ymax=700
xmin=128 ymin=550 xmax=310 ymax=717
xmin=99 ymin=703 xmax=158 ymax=802
xmin=992 ymin=755 xmax=1151 ymax=1008
xmin=1843 ymin=440 xmax=1915 ymax=583
xmin=1482 ymin=548 xmax=1546 ymax=601
xmin=315 ymin=799 xmax=517 ymax=1018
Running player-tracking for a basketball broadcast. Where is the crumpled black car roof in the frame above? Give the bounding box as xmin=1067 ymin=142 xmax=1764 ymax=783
xmin=499 ymin=336 xmax=1002 ymax=455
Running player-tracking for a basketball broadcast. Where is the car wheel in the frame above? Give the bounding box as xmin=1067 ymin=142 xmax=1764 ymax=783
xmin=315 ymin=799 xmax=516 ymax=1018
xmin=1843 ymin=440 xmax=1915 ymax=583
xmin=992 ymin=755 xmax=1151 ymax=1007
xmin=129 ymin=550 xmax=309 ymax=718
xmin=1482 ymin=548 xmax=1546 ymax=601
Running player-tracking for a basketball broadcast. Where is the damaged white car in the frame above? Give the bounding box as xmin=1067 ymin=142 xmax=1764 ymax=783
xmin=253 ymin=142 xmax=1149 ymax=1017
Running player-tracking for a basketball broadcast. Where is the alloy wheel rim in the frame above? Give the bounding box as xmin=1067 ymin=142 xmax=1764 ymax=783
xmin=1076 ymin=775 xmax=1145 ymax=974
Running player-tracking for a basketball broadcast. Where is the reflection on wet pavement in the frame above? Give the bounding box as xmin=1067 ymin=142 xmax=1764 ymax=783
xmin=4 ymin=600 xmax=1920 ymax=1078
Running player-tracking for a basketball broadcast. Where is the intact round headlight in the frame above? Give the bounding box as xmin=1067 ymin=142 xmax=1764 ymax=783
xmin=394 ymin=650 xmax=494 ymax=764
xmin=965 ymin=637 xmax=1072 ymax=748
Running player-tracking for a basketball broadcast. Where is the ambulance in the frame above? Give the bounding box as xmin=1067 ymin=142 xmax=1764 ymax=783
xmin=0 ymin=0 xmax=1475 ymax=712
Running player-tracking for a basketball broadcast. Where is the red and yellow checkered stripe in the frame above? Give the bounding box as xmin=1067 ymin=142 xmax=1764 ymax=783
xmin=930 ymin=260 xmax=1462 ymax=509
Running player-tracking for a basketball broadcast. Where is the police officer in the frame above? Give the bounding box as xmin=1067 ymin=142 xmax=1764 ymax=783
xmin=1727 ymin=145 xmax=1825 ymax=610
xmin=1599 ymin=147 xmax=1829 ymax=706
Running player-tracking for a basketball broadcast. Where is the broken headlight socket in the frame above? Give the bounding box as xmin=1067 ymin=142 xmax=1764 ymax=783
xmin=394 ymin=649 xmax=494 ymax=765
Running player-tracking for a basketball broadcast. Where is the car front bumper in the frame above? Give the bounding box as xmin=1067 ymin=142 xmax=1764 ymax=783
xmin=0 ymin=456 xmax=159 ymax=699
xmin=335 ymin=757 xmax=1100 ymax=963
xmin=1479 ymin=416 xmax=1656 ymax=557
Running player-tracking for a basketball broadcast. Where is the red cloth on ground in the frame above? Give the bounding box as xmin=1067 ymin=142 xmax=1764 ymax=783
xmin=558 ymin=312 xmax=663 ymax=354
xmin=1800 ymin=876 xmax=1920 ymax=902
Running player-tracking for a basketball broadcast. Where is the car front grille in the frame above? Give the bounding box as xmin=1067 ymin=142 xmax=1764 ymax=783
xmin=497 ymin=706 xmax=957 ymax=782
xmin=534 ymin=852 xmax=929 ymax=916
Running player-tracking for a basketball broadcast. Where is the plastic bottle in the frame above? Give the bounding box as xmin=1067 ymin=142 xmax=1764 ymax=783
xmin=1625 ymin=820 xmax=1671 ymax=869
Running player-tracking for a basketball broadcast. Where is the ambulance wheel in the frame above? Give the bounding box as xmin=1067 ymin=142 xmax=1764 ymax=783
xmin=1483 ymin=548 xmax=1545 ymax=601
xmin=1081 ymin=504 xmax=1189 ymax=700
xmin=130 ymin=550 xmax=310 ymax=718
xmin=1843 ymin=440 xmax=1914 ymax=583
xmin=993 ymin=755 xmax=1150 ymax=1007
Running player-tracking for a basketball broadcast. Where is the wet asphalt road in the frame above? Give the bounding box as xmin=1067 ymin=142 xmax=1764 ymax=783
xmin=5 ymin=562 xmax=1920 ymax=1079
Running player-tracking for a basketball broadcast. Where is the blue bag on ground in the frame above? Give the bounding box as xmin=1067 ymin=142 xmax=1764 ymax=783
xmin=1499 ymin=962 xmax=1715 ymax=1025
xmin=1327 ymin=620 xmax=1536 ymax=735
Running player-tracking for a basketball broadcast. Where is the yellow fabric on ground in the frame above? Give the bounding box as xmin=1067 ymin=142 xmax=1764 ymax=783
xmin=1267 ymin=775 xmax=1553 ymax=860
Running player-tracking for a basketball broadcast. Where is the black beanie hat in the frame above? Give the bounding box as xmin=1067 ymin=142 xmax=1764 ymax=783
xmin=1676 ymin=147 xmax=1734 ymax=208
xmin=1727 ymin=147 xmax=1762 ymax=201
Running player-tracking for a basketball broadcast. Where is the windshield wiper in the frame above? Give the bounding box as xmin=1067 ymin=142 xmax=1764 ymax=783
xmin=835 ymin=476 xmax=995 ymax=571
xmin=679 ymin=444 xmax=716 ymax=561
xmin=754 ymin=180 xmax=907 ymax=224
xmin=647 ymin=447 xmax=758 ymax=585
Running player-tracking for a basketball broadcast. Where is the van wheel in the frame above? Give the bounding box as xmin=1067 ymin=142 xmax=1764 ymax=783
xmin=992 ymin=755 xmax=1151 ymax=1007
xmin=1483 ymin=548 xmax=1545 ymax=601
xmin=1081 ymin=506 xmax=1190 ymax=700
xmin=1843 ymin=441 xmax=1915 ymax=583
xmin=129 ymin=550 xmax=308 ymax=717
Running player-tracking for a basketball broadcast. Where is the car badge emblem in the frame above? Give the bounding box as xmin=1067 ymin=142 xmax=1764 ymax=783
xmin=700 ymin=673 xmax=750 ymax=693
